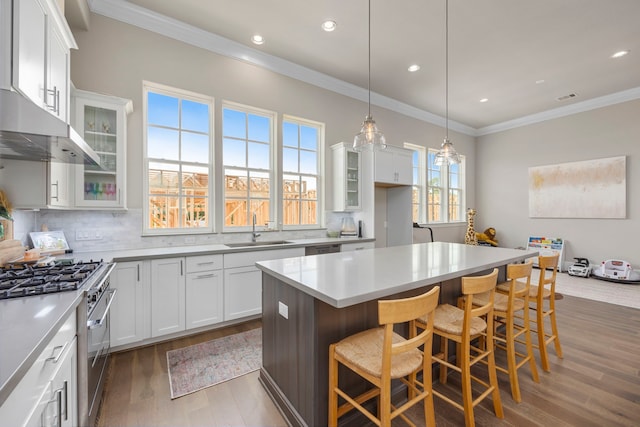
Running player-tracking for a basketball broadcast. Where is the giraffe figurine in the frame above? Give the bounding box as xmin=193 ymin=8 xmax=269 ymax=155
xmin=465 ymin=208 xmax=479 ymax=246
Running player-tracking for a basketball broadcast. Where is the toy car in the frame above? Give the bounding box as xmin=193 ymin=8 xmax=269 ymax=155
xmin=567 ymin=257 xmax=591 ymax=277
xmin=592 ymin=259 xmax=640 ymax=283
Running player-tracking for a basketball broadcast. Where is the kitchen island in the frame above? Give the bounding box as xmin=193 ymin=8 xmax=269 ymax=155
xmin=256 ymin=242 xmax=536 ymax=427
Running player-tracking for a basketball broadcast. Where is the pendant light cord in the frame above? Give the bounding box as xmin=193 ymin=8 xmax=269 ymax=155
xmin=368 ymin=0 xmax=372 ymax=117
xmin=445 ymin=0 xmax=449 ymax=140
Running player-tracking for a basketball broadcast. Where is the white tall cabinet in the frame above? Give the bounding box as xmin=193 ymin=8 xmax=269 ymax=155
xmin=73 ymin=90 xmax=132 ymax=209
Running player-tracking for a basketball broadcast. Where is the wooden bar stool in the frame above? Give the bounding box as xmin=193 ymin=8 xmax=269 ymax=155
xmin=506 ymin=253 xmax=562 ymax=372
xmin=483 ymin=259 xmax=540 ymax=402
xmin=422 ymin=268 xmax=503 ymax=427
xmin=328 ymin=286 xmax=440 ymax=427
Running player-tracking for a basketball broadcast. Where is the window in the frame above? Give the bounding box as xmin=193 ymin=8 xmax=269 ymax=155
xmin=427 ymin=149 xmax=465 ymax=223
xmin=282 ymin=116 xmax=323 ymax=227
xmin=405 ymin=143 xmax=426 ymax=224
xmin=143 ymin=82 xmax=213 ymax=234
xmin=222 ymin=102 xmax=275 ymax=230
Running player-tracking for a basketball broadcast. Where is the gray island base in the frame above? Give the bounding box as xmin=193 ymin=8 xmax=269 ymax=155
xmin=256 ymin=242 xmax=536 ymax=427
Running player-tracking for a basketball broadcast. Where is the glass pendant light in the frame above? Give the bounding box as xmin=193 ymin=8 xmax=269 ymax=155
xmin=434 ymin=0 xmax=461 ymax=166
xmin=353 ymin=0 xmax=386 ymax=152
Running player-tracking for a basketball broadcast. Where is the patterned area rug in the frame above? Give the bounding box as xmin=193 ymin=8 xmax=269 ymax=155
xmin=167 ymin=328 xmax=262 ymax=399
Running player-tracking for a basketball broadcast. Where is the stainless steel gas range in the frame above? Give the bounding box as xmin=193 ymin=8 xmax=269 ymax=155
xmin=0 ymin=259 xmax=116 ymax=427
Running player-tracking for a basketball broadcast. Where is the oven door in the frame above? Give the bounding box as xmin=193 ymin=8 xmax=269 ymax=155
xmin=87 ymin=283 xmax=116 ymax=426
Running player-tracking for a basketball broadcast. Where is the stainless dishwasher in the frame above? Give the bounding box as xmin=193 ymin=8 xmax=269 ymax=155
xmin=305 ymin=244 xmax=341 ymax=255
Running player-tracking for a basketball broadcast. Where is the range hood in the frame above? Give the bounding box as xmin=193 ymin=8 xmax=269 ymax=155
xmin=0 ymin=89 xmax=100 ymax=165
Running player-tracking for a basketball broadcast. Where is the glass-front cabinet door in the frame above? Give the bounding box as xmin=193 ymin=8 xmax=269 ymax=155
xmin=74 ymin=90 xmax=132 ymax=209
xmin=330 ymin=142 xmax=361 ymax=211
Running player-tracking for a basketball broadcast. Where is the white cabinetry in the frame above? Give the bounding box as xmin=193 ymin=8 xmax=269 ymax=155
xmin=11 ymin=0 xmax=75 ymax=122
xmin=0 ymin=312 xmax=77 ymax=427
xmin=74 ymin=90 xmax=132 ymax=209
xmin=149 ymin=255 xmax=223 ymax=338
xmin=0 ymin=160 xmax=74 ymax=209
xmin=150 ymin=257 xmax=185 ymax=337
xmin=331 ymin=142 xmax=361 ymax=211
xmin=341 ymin=241 xmax=375 ymax=252
xmin=374 ymin=145 xmax=413 ymax=186
xmin=224 ymin=247 xmax=304 ymax=321
xmin=186 ymin=254 xmax=224 ymax=329
xmin=110 ymin=261 xmax=150 ymax=347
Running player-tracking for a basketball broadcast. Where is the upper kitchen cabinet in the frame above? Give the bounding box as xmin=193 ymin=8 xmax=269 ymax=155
xmin=0 ymin=159 xmax=73 ymax=209
xmin=331 ymin=142 xmax=361 ymax=211
xmin=7 ymin=0 xmax=76 ymax=123
xmin=73 ymin=90 xmax=132 ymax=209
xmin=373 ymin=145 xmax=413 ymax=186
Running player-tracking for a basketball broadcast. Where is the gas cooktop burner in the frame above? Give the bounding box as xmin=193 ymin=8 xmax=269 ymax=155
xmin=0 ymin=261 xmax=104 ymax=300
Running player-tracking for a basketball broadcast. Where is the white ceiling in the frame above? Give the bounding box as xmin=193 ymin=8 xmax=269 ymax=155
xmin=78 ymin=0 xmax=640 ymax=134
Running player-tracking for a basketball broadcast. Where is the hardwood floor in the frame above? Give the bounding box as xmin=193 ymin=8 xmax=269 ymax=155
xmin=98 ymin=296 xmax=640 ymax=426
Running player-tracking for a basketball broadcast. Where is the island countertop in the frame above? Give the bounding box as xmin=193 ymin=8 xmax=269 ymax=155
xmin=256 ymin=241 xmax=537 ymax=308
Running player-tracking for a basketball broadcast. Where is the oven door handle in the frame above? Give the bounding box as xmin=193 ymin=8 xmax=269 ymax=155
xmin=87 ymin=288 xmax=117 ymax=330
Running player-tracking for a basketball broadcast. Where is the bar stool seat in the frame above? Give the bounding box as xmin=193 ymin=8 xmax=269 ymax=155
xmin=333 ymin=328 xmax=423 ymax=379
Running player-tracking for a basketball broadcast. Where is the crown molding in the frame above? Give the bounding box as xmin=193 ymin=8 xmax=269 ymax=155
xmin=476 ymin=86 xmax=640 ymax=136
xmin=88 ymin=0 xmax=640 ymax=139
xmin=88 ymin=0 xmax=475 ymax=136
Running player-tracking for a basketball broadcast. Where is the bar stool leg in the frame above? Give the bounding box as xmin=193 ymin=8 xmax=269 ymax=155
xmin=550 ymin=299 xmax=563 ymax=359
xmin=328 ymin=344 xmax=339 ymax=427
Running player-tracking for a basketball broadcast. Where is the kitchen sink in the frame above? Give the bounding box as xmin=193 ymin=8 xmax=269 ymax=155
xmin=224 ymin=240 xmax=292 ymax=248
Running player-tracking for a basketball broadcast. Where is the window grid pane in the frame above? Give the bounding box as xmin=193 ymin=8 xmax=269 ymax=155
xmin=223 ymin=106 xmax=273 ymax=227
xmin=146 ymin=86 xmax=211 ymax=232
xmin=282 ymin=119 xmax=320 ymax=226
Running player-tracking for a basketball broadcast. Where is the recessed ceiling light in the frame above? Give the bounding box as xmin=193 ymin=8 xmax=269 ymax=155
xmin=535 ymin=79 xmax=545 ymax=84
xmin=611 ymin=50 xmax=629 ymax=58
xmin=322 ymin=20 xmax=337 ymax=32
xmin=479 ymin=98 xmax=489 ymax=103
xmin=407 ymin=64 xmax=420 ymax=72
xmin=251 ymin=35 xmax=265 ymax=45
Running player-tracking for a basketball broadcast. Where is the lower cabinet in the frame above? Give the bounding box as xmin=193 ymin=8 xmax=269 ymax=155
xmin=223 ymin=247 xmax=305 ymax=322
xmin=185 ymin=255 xmax=224 ymax=329
xmin=0 ymin=313 xmax=77 ymax=427
xmin=150 ymin=257 xmax=186 ymax=338
xmin=109 ymin=248 xmax=303 ymax=348
xmin=224 ymin=266 xmax=262 ymax=321
xmin=110 ymin=261 xmax=150 ymax=347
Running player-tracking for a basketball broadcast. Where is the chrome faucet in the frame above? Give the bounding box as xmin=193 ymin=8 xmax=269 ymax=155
xmin=252 ymin=213 xmax=261 ymax=242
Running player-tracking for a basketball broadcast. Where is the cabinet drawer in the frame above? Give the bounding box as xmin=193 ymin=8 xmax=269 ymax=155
xmin=224 ymin=247 xmax=304 ymax=269
xmin=186 ymin=254 xmax=223 ymax=273
xmin=0 ymin=311 xmax=76 ymax=427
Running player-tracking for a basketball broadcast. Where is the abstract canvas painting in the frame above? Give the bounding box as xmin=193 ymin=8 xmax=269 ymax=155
xmin=529 ymin=156 xmax=626 ymax=218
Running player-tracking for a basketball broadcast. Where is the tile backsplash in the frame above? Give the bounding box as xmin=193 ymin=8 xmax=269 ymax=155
xmin=12 ymin=209 xmax=355 ymax=252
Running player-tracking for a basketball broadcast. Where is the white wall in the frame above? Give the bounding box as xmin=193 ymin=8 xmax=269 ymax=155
xmin=476 ymin=99 xmax=640 ymax=268
xmin=62 ymin=13 xmax=475 ymax=247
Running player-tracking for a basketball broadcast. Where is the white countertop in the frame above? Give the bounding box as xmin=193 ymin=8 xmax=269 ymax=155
xmin=0 ymin=290 xmax=83 ymax=406
xmin=69 ymin=237 xmax=372 ymax=263
xmin=256 ymin=242 xmax=537 ymax=308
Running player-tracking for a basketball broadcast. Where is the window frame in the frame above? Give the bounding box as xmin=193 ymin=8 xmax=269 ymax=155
xmin=407 ymin=144 xmax=466 ymax=225
xmin=221 ymin=100 xmax=277 ymax=233
xmin=142 ymin=81 xmax=215 ymax=236
xmin=281 ymin=114 xmax=325 ymax=230
xmin=404 ymin=143 xmax=427 ymax=224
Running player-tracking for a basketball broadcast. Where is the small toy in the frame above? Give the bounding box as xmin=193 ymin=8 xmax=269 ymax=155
xmin=591 ymin=259 xmax=640 ymax=284
xmin=476 ymin=227 xmax=499 ymax=247
xmin=568 ymin=257 xmax=591 ymax=277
